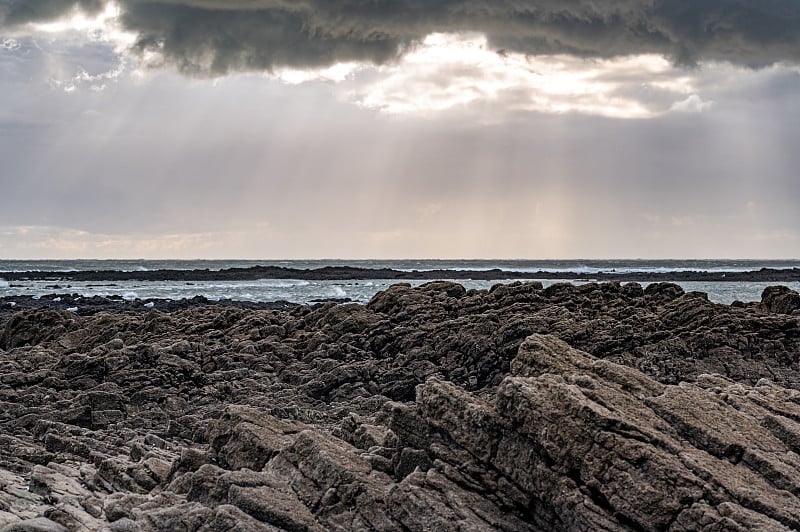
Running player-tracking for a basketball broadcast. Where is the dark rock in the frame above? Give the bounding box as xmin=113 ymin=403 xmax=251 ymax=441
xmin=103 ymin=493 xmax=149 ymax=522
xmin=419 ymin=281 xmax=467 ymax=298
xmin=394 ymin=447 xmax=432 ymax=479
xmin=132 ymin=502 xmax=213 ymax=531
xmin=762 ymin=286 xmax=800 ymax=315
xmin=3 ymin=282 xmax=800 ymax=530
xmin=208 ymin=406 xmax=302 ymax=471
xmin=3 ymin=265 xmax=800 ymax=283
xmin=643 ymin=281 xmax=685 ymax=304
xmin=227 ymin=485 xmax=322 ymax=531
xmin=200 ymin=505 xmax=280 ymax=531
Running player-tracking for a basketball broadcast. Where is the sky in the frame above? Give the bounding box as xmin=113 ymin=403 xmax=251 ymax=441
xmin=1 ymin=1 xmax=799 ymax=259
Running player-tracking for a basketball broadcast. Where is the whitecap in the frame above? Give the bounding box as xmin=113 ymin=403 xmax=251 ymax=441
xmin=261 ymin=280 xmax=311 ymax=288
xmin=331 ymin=286 xmax=347 ymax=298
xmin=0 ymin=279 xmax=8 ymax=288
xmin=122 ymin=292 xmax=138 ymax=301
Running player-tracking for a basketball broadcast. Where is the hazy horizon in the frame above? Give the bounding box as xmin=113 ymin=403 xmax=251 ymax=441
xmin=2 ymin=258 xmax=800 ymax=264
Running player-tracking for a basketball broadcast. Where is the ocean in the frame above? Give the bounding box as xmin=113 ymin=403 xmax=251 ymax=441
xmin=2 ymin=259 xmax=799 ymax=305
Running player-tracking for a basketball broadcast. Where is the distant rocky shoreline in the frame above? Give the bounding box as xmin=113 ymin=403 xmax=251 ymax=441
xmin=2 ymin=281 xmax=800 ymax=531
xmin=3 ymin=265 xmax=800 ymax=282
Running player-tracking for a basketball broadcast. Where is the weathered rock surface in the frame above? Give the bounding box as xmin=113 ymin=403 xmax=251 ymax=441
xmin=1 ymin=282 xmax=800 ymax=530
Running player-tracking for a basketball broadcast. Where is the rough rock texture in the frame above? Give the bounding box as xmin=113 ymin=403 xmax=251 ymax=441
xmin=2 ymin=282 xmax=800 ymax=530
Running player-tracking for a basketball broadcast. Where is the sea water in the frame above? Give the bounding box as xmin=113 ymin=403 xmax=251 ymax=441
xmin=1 ymin=260 xmax=799 ymax=305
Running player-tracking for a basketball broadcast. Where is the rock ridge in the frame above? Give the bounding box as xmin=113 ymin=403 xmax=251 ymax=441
xmin=3 ymin=265 xmax=800 ymax=283
xmin=1 ymin=282 xmax=800 ymax=530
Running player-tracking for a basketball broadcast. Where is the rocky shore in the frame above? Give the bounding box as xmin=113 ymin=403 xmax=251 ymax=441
xmin=2 ymin=281 xmax=800 ymax=531
xmin=3 ymin=265 xmax=800 ymax=282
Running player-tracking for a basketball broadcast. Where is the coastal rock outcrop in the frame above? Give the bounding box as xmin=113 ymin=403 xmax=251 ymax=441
xmin=761 ymin=285 xmax=800 ymax=315
xmin=2 ymin=282 xmax=800 ymax=530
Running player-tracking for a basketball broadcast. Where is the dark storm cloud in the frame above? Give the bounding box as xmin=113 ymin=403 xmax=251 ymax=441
xmin=0 ymin=0 xmax=104 ymax=26
xmin=4 ymin=1 xmax=800 ymax=74
xmin=109 ymin=0 xmax=800 ymax=74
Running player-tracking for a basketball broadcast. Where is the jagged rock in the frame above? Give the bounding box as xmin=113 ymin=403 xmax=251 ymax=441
xmin=0 ymin=518 xmax=68 ymax=532
xmin=100 ymin=517 xmax=137 ymax=531
xmin=394 ymin=448 xmax=431 ymax=479
xmin=200 ymin=505 xmax=281 ymax=532
xmin=762 ymin=286 xmax=800 ymax=315
xmin=104 ymin=493 xmax=149 ymax=522
xmin=3 ymin=282 xmax=800 ymax=530
xmin=387 ymin=469 xmax=534 ymax=531
xmin=131 ymin=502 xmax=213 ymax=531
xmin=228 ymin=484 xmax=323 ymax=531
xmin=1 ymin=312 xmax=76 ymax=349
xmin=411 ymin=334 xmax=800 ymax=530
xmin=208 ymin=406 xmax=304 ymax=471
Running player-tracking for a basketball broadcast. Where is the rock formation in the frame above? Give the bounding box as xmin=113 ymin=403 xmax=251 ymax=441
xmin=2 ymin=282 xmax=800 ymax=530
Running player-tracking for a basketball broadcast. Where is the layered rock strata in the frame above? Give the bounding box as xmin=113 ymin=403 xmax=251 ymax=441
xmin=1 ymin=282 xmax=800 ymax=531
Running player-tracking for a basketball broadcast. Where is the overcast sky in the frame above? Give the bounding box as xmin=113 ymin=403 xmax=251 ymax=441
xmin=1 ymin=0 xmax=799 ymax=259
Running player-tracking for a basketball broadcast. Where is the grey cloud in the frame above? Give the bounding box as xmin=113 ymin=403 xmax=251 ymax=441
xmin=120 ymin=2 xmax=402 ymax=74
xmin=0 ymin=0 xmax=104 ymax=26
xmin=2 ymin=37 xmax=799 ymax=257
xmin=102 ymin=0 xmax=800 ymax=74
xmin=5 ymin=1 xmax=800 ymax=74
